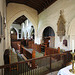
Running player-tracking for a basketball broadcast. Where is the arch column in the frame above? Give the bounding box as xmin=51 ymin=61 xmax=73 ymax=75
xmin=5 ymin=26 xmax=8 ymax=49
xmin=68 ymin=18 xmax=75 ymax=50
xmin=34 ymin=27 xmax=38 ymax=44
xmin=5 ymin=25 xmax=11 ymax=49
xmin=7 ymin=27 xmax=11 ymax=48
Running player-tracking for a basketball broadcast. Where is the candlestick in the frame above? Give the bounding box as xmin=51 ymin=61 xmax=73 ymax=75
xmin=69 ymin=52 xmax=75 ymax=74
xmin=72 ymin=40 xmax=74 ymax=53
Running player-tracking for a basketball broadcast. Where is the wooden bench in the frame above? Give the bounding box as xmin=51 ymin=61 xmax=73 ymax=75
xmin=21 ymin=54 xmax=27 ymax=60
xmin=45 ymin=47 xmax=60 ymax=56
xmin=21 ymin=54 xmax=32 ymax=67
xmin=21 ymin=46 xmax=37 ymax=68
xmin=31 ymin=43 xmax=41 ymax=53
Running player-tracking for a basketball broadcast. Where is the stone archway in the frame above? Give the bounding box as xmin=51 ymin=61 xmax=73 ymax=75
xmin=42 ymin=26 xmax=55 ymax=48
xmin=43 ymin=26 xmax=55 ymax=37
xmin=6 ymin=3 xmax=38 ymax=48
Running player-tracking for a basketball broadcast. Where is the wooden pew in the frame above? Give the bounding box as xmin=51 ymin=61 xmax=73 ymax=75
xmin=27 ymin=40 xmax=34 ymax=48
xmin=32 ymin=43 xmax=41 ymax=53
xmin=22 ymin=46 xmax=32 ymax=59
xmin=63 ymin=50 xmax=72 ymax=65
xmin=21 ymin=46 xmax=36 ymax=68
xmin=21 ymin=54 xmax=32 ymax=67
xmin=44 ymin=47 xmax=60 ymax=56
xmin=12 ymin=41 xmax=21 ymax=50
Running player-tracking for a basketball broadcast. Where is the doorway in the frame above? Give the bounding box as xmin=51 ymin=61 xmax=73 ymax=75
xmin=43 ymin=26 xmax=55 ymax=48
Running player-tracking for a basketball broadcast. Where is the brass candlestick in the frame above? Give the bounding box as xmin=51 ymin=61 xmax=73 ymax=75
xmin=69 ymin=52 xmax=75 ymax=74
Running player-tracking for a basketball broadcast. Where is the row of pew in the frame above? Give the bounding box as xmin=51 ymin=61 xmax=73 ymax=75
xmin=11 ymin=39 xmax=60 ymax=56
xmin=11 ymin=39 xmax=72 ymax=67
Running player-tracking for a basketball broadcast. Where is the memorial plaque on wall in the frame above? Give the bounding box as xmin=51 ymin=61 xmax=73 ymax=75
xmin=57 ymin=10 xmax=66 ymax=41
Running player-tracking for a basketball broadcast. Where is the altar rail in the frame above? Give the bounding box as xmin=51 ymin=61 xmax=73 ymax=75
xmin=0 ymin=53 xmax=66 ymax=75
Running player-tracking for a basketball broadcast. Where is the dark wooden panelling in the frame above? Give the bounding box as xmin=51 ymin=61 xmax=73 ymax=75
xmin=13 ymin=15 xmax=27 ymax=24
xmin=6 ymin=0 xmax=57 ymax=14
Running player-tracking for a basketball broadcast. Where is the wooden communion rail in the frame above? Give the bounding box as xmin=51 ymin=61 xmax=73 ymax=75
xmin=0 ymin=53 xmax=67 ymax=75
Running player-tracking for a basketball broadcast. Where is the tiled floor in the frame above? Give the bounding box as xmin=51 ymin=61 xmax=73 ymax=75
xmin=46 ymin=71 xmax=58 ymax=75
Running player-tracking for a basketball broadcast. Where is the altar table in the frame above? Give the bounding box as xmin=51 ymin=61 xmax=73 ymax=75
xmin=57 ymin=64 xmax=75 ymax=75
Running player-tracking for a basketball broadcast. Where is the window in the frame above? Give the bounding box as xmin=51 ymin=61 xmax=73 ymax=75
xmin=19 ymin=29 xmax=21 ymax=38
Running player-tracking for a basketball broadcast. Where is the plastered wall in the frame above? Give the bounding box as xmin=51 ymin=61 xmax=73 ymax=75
xmin=38 ymin=0 xmax=75 ymax=50
xmin=0 ymin=0 xmax=6 ymax=67
xmin=21 ymin=20 xmax=33 ymax=39
xmin=11 ymin=19 xmax=33 ymax=40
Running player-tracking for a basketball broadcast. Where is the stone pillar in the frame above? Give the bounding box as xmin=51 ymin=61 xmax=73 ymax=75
xmin=34 ymin=28 xmax=38 ymax=44
xmin=7 ymin=26 xmax=11 ymax=48
xmin=37 ymin=35 xmax=42 ymax=44
xmin=5 ymin=27 xmax=7 ymax=49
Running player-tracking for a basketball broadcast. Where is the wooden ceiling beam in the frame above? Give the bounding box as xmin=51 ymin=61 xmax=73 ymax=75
xmin=6 ymin=0 xmax=57 ymax=14
xmin=25 ymin=0 xmax=43 ymax=13
xmin=13 ymin=15 xmax=27 ymax=24
xmin=46 ymin=0 xmax=50 ymax=6
xmin=40 ymin=0 xmax=48 ymax=8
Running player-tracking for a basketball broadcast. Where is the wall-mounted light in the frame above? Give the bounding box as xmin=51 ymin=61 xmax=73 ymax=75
xmin=11 ymin=31 xmax=14 ymax=34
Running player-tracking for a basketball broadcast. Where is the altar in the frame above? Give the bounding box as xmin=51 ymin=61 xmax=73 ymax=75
xmin=57 ymin=64 xmax=75 ymax=75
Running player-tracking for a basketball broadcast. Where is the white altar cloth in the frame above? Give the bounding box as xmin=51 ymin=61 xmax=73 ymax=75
xmin=57 ymin=64 xmax=75 ymax=75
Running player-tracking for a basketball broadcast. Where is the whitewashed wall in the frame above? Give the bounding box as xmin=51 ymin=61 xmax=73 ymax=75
xmin=11 ymin=19 xmax=33 ymax=40
xmin=21 ymin=20 xmax=33 ymax=39
xmin=0 ymin=0 xmax=6 ymax=70
xmin=68 ymin=18 xmax=75 ymax=50
xmin=38 ymin=0 xmax=75 ymax=51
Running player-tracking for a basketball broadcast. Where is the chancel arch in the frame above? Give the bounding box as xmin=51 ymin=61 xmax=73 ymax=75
xmin=9 ymin=15 xmax=36 ymax=48
xmin=6 ymin=3 xmax=38 ymax=48
xmin=42 ymin=26 xmax=55 ymax=48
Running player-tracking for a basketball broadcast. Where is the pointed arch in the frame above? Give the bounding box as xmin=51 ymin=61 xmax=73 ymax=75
xmin=68 ymin=18 xmax=75 ymax=35
xmin=42 ymin=26 xmax=55 ymax=48
xmin=6 ymin=3 xmax=38 ymax=48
